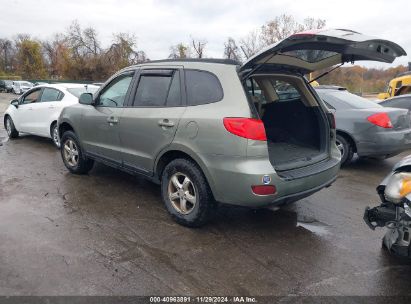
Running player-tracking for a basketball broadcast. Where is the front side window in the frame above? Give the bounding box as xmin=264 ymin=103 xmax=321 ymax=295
xmin=98 ymin=73 xmax=134 ymax=107
xmin=41 ymin=88 xmax=63 ymax=102
xmin=21 ymin=89 xmax=42 ymax=104
xmin=185 ymin=70 xmax=223 ymax=106
xmin=133 ymin=70 xmax=181 ymax=107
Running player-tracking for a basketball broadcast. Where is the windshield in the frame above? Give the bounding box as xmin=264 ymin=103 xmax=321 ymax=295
xmin=316 ymin=90 xmax=381 ymax=110
xmin=21 ymin=81 xmax=33 ymax=87
xmin=67 ymin=86 xmax=99 ymax=98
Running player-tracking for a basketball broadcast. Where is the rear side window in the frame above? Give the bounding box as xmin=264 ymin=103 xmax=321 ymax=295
xmin=381 ymin=98 xmax=410 ymax=110
xmin=185 ymin=70 xmax=223 ymax=106
xmin=41 ymin=88 xmax=63 ymax=102
xmin=133 ymin=70 xmax=181 ymax=107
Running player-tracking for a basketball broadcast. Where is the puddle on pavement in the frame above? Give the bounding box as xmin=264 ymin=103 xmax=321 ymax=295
xmin=297 ymin=221 xmax=330 ymax=236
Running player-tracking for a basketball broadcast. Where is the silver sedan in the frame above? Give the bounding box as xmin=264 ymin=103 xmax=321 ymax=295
xmin=316 ymin=86 xmax=411 ymax=165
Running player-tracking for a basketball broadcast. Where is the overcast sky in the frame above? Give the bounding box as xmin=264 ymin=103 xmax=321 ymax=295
xmin=1 ymin=0 xmax=410 ymax=68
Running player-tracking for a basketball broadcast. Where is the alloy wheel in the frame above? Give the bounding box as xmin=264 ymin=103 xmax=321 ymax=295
xmin=336 ymin=139 xmax=345 ymax=159
xmin=52 ymin=126 xmax=60 ymax=148
xmin=168 ymin=172 xmax=197 ymax=215
xmin=5 ymin=118 xmax=12 ymax=136
xmin=63 ymin=139 xmax=79 ymax=167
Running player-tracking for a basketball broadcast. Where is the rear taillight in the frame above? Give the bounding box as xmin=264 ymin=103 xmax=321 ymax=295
xmin=251 ymin=185 xmax=277 ymax=195
xmin=367 ymin=113 xmax=393 ymax=129
xmin=327 ymin=112 xmax=336 ymax=129
xmin=223 ymin=118 xmax=267 ymax=141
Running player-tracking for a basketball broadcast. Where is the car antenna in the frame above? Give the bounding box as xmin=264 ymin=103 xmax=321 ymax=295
xmin=309 ymin=63 xmax=344 ymax=84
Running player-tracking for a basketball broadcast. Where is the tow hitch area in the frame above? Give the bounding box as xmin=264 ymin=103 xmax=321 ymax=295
xmin=364 ymin=203 xmax=411 ymax=258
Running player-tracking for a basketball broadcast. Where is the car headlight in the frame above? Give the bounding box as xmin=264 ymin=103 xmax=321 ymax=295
xmin=384 ymin=172 xmax=411 ymax=203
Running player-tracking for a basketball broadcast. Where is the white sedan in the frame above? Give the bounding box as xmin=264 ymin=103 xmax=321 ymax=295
xmin=4 ymin=83 xmax=99 ymax=147
xmin=12 ymin=81 xmax=34 ymax=94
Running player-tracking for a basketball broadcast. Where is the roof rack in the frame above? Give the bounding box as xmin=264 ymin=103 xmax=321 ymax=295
xmin=139 ymin=58 xmax=241 ymax=65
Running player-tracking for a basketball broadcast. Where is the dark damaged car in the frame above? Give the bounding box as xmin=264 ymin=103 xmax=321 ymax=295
xmin=364 ymin=155 xmax=411 ymax=257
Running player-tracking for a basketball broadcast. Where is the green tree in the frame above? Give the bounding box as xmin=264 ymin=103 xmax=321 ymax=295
xmin=169 ymin=43 xmax=191 ymax=59
xmin=16 ymin=39 xmax=47 ymax=79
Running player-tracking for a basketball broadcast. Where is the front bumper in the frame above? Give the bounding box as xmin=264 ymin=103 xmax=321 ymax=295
xmin=364 ymin=204 xmax=411 ymax=258
xmin=356 ymin=128 xmax=411 ymax=157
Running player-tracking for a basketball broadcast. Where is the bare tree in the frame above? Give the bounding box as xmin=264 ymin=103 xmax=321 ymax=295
xmin=260 ymin=14 xmax=326 ymax=47
xmin=239 ymin=15 xmax=326 ymax=58
xmin=239 ymin=30 xmax=260 ymax=58
xmin=223 ymin=37 xmax=242 ymax=62
xmin=67 ymin=20 xmax=101 ymax=58
xmin=0 ymin=38 xmax=13 ymax=72
xmin=191 ymin=37 xmax=207 ymax=58
xmin=303 ymin=17 xmax=326 ymax=31
xmin=42 ymin=33 xmax=70 ymax=78
xmin=260 ymin=14 xmax=301 ymax=46
xmin=105 ymin=33 xmax=147 ymax=72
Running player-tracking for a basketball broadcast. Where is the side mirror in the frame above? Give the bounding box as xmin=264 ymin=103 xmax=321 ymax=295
xmin=10 ymin=99 xmax=19 ymax=108
xmin=79 ymin=93 xmax=94 ymax=105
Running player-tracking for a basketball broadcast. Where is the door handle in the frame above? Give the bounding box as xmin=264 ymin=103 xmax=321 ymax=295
xmin=107 ymin=116 xmax=119 ymax=125
xmin=48 ymin=106 xmax=55 ymax=109
xmin=158 ymin=119 xmax=175 ymax=128
xmin=28 ymin=107 xmax=33 ymax=110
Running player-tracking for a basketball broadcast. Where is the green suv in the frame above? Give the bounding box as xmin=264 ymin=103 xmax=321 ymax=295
xmin=58 ymin=29 xmax=405 ymax=226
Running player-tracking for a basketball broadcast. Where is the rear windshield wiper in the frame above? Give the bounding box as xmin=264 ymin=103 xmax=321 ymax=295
xmin=309 ymin=63 xmax=344 ymax=84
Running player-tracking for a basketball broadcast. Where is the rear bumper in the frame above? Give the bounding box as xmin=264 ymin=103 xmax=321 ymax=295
xmin=201 ymin=150 xmax=341 ymax=207
xmin=356 ymin=128 xmax=411 ymax=157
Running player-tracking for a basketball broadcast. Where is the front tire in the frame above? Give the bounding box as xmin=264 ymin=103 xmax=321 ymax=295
xmin=161 ymin=158 xmax=217 ymax=227
xmin=336 ymin=134 xmax=354 ymax=165
xmin=60 ymin=131 xmax=94 ymax=174
xmin=50 ymin=122 xmax=60 ymax=148
xmin=4 ymin=116 xmax=19 ymax=139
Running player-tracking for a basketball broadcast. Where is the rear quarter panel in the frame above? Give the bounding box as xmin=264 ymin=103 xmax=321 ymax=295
xmin=173 ymin=63 xmax=251 ymax=157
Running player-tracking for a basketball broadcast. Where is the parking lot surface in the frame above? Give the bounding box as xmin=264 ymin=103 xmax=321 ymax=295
xmin=0 ymin=92 xmax=411 ymax=296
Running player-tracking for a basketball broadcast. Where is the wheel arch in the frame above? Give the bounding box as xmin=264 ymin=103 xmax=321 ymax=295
xmin=50 ymin=120 xmax=58 ymax=133
xmin=3 ymin=113 xmax=11 ymax=126
xmin=154 ymin=146 xmax=217 ymax=198
xmin=58 ymin=120 xmax=76 ymax=138
xmin=336 ymin=129 xmax=357 ymax=153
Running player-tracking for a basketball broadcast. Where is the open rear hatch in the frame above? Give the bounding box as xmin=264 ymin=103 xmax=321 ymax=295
xmin=240 ymin=29 xmax=406 ymax=74
xmin=241 ymin=29 xmax=406 ymax=173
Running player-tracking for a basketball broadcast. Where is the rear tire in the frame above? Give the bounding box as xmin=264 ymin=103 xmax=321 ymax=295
xmin=60 ymin=131 xmax=94 ymax=174
xmin=336 ymin=134 xmax=353 ymax=165
xmin=4 ymin=116 xmax=19 ymax=139
xmin=50 ymin=122 xmax=60 ymax=148
xmin=161 ymin=158 xmax=217 ymax=227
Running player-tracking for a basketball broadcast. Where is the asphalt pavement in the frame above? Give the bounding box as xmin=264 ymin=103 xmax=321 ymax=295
xmin=0 ymin=92 xmax=410 ymax=296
